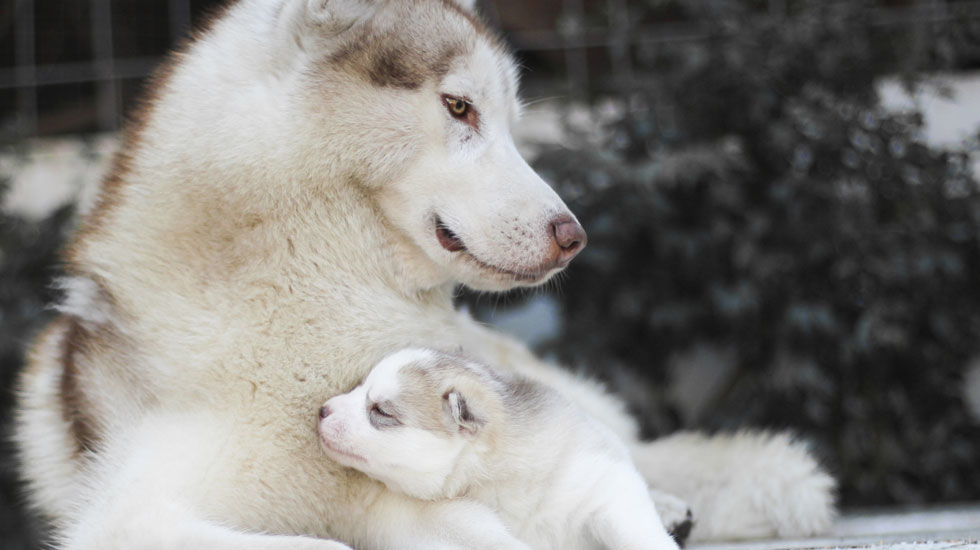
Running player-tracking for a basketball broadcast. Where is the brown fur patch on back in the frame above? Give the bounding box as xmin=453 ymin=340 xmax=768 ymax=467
xmin=499 ymin=374 xmax=549 ymax=417
xmin=58 ymin=319 xmax=100 ymax=455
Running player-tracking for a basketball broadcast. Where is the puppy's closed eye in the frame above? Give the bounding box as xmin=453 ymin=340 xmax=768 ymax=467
xmin=369 ymin=402 xmax=401 ymax=428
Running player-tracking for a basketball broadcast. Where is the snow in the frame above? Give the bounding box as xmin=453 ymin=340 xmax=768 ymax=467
xmin=0 ymin=134 xmax=115 ymax=221
xmin=878 ymin=72 xmax=980 ymax=178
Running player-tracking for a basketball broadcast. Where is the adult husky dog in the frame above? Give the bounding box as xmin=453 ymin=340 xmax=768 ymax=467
xmin=15 ymin=0 xmax=835 ymax=548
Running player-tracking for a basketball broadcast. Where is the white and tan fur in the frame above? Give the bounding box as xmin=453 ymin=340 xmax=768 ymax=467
xmin=319 ymin=348 xmax=681 ymax=550
xmin=14 ymin=0 xmax=836 ymax=548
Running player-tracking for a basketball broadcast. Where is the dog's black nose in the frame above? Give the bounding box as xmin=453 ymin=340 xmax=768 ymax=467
xmin=318 ymin=405 xmax=331 ymax=419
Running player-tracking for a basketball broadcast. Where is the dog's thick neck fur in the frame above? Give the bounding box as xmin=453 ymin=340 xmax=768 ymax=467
xmin=48 ymin=0 xmax=488 ymax=472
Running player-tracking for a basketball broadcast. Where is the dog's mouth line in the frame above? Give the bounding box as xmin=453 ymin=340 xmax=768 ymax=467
xmin=435 ymin=219 xmax=466 ymax=253
xmin=319 ymin=434 xmax=367 ymax=464
xmin=434 ymin=217 xmax=553 ymax=282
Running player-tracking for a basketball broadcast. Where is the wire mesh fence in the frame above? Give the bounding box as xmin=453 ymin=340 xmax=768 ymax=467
xmin=2 ymin=0 xmax=980 ymax=141
xmin=1 ymin=0 xmax=197 ymax=140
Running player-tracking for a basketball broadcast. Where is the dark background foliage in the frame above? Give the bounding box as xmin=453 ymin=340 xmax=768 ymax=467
xmin=512 ymin=1 xmax=980 ymax=506
xmin=0 ymin=182 xmax=68 ymax=549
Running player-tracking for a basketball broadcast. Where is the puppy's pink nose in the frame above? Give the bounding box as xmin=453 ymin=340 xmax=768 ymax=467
xmin=550 ymin=217 xmax=587 ymax=266
xmin=318 ymin=405 xmax=331 ymax=419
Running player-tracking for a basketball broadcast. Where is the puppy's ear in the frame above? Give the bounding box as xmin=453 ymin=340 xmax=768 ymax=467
xmin=443 ymin=390 xmax=483 ymax=437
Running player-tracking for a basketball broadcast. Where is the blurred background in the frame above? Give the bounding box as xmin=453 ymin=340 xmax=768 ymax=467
xmin=3 ymin=0 xmax=980 ymax=548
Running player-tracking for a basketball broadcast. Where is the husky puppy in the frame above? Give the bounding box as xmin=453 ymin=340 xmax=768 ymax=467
xmin=14 ymin=0 xmax=834 ymax=548
xmin=318 ymin=349 xmax=681 ymax=550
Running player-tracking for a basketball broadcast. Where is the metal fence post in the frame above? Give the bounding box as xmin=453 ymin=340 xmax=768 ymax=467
xmin=13 ymin=0 xmax=37 ymax=136
xmin=91 ymin=0 xmax=120 ymax=132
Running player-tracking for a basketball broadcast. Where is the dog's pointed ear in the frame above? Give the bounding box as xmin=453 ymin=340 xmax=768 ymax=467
xmin=443 ymin=389 xmax=483 ymax=437
xmin=276 ymin=0 xmax=375 ymax=53
xmin=449 ymin=0 xmax=478 ymax=12
xmin=303 ymin=0 xmax=376 ymax=31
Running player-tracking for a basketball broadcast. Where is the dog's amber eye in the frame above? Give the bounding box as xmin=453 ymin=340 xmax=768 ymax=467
xmin=441 ymin=94 xmax=479 ymax=131
xmin=444 ymin=96 xmax=469 ymax=118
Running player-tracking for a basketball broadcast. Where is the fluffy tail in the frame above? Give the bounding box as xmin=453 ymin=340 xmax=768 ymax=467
xmin=632 ymin=430 xmax=836 ymax=542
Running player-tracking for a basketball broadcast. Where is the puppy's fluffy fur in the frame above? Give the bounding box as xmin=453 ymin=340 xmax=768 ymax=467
xmin=318 ymin=349 xmax=680 ymax=550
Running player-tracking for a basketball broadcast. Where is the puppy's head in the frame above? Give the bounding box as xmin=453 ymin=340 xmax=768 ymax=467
xmin=317 ymin=348 xmax=498 ymax=499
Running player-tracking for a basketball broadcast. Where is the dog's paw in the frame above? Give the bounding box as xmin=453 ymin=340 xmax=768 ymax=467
xmin=650 ymin=489 xmax=694 ymax=547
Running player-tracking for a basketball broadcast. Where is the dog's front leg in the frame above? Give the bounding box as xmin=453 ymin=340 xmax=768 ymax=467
xmin=64 ymin=500 xmax=353 ymax=550
xmin=56 ymin=411 xmax=353 ymax=550
xmin=360 ymin=492 xmax=531 ymax=550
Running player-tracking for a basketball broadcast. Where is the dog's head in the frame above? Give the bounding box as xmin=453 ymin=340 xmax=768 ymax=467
xmin=317 ymin=348 xmax=499 ymax=499
xmin=279 ymin=0 xmax=586 ymax=291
